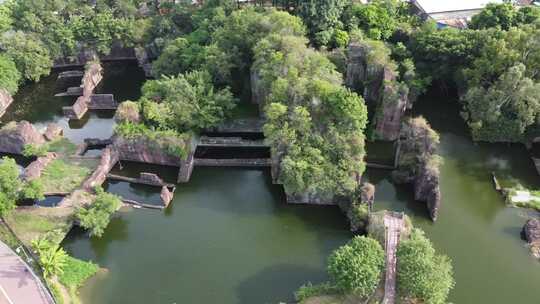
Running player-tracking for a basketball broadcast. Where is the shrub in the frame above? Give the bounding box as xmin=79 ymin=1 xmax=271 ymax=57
xmin=75 ymin=188 xmax=121 ymax=237
xmin=23 ymin=143 xmax=48 ymax=157
xmin=327 ymin=236 xmax=385 ymax=297
xmin=397 ymin=229 xmax=454 ymax=304
xmin=31 ymin=238 xmax=68 ymax=278
xmin=21 ymin=179 xmax=45 ymax=201
xmin=0 ymin=157 xmax=22 ymax=216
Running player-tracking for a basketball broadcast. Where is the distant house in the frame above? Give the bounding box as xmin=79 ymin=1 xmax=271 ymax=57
xmin=410 ymin=0 xmax=533 ymax=29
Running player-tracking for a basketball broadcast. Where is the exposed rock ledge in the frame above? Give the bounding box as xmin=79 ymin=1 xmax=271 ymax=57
xmin=392 ymin=117 xmax=441 ymax=221
xmin=0 ymin=88 xmax=13 ymax=118
xmin=345 ymin=40 xmax=409 ymax=141
xmin=523 ymin=218 xmax=540 ymax=259
xmin=0 ymin=121 xmax=46 ymax=155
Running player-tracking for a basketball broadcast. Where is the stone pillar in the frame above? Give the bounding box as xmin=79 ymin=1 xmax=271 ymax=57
xmin=177 ymin=152 xmax=194 ymax=183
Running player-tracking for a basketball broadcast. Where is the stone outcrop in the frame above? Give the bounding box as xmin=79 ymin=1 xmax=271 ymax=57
xmin=62 ymin=61 xmax=103 ymax=119
xmin=160 ymin=186 xmax=174 ymax=207
xmin=83 ymin=147 xmax=118 ymax=190
xmin=43 ymin=123 xmax=63 ymax=141
xmin=523 ymin=218 xmax=540 ymax=259
xmin=392 ymin=117 xmax=441 ymax=221
xmin=139 ymin=172 xmax=165 ymax=187
xmin=113 ymin=135 xmax=194 ymax=183
xmin=88 ymin=94 xmax=117 ymax=109
xmin=250 ymin=68 xmax=268 ymax=106
xmin=23 ymin=153 xmax=57 ymax=181
xmin=0 ymin=121 xmax=46 ymax=154
xmin=0 ymin=88 xmax=13 ymax=118
xmin=345 ymin=40 xmax=409 ymax=141
xmin=360 ymin=182 xmax=375 ymax=208
xmin=286 ymin=193 xmax=336 ymax=206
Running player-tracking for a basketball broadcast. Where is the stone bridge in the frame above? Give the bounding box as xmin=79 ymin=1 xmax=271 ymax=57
xmin=382 ymin=212 xmax=405 ymax=304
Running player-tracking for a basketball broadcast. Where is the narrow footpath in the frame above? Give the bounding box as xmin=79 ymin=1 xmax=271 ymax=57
xmin=382 ymin=213 xmax=404 ymax=304
xmin=0 ymin=241 xmax=54 ymax=304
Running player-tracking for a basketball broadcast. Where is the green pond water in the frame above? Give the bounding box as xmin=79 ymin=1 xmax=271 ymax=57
xmin=8 ymin=64 xmax=540 ymax=303
xmin=1 ymin=62 xmax=146 ymax=144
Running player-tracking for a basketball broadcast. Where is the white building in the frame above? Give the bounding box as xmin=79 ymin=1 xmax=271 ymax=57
xmin=410 ymin=0 xmax=530 ymax=28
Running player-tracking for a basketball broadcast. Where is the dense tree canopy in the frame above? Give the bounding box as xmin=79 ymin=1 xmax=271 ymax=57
xmin=140 ymin=70 xmax=236 ymax=132
xmin=469 ymin=3 xmax=540 ymax=30
xmin=256 ymin=33 xmax=368 ymax=198
xmin=397 ymin=229 xmax=454 ymax=304
xmin=296 ymin=0 xmax=347 ymax=46
xmin=327 ymin=236 xmax=385 ymax=297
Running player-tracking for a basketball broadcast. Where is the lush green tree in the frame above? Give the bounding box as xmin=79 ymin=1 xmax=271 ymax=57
xmin=75 ymin=188 xmax=121 ymax=237
xmin=0 ymin=31 xmax=52 ymax=82
xmin=470 ymin=2 xmax=517 ymax=30
xmin=0 ymin=54 xmax=21 ymax=94
xmin=0 ymin=157 xmax=22 ymax=216
xmin=140 ymin=70 xmax=236 ymax=132
xmin=296 ymin=0 xmax=347 ymax=46
xmin=462 ymin=64 xmax=540 ymax=142
xmin=327 ymin=236 xmax=385 ymax=297
xmin=70 ymin=9 xmax=136 ymax=54
xmin=343 ymin=0 xmax=417 ymax=41
xmin=397 ymin=229 xmax=454 ymax=304
xmin=0 ymin=3 xmax=13 ymax=33
xmin=470 ymin=3 xmax=540 ymax=30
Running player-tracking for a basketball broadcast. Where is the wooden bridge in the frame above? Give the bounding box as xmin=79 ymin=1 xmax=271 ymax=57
xmin=382 ymin=212 xmax=405 ymax=304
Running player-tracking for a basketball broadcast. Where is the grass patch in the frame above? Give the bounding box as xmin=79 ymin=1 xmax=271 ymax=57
xmin=39 ymin=159 xmax=91 ymax=193
xmin=59 ymin=256 xmax=99 ymax=291
xmin=48 ymin=138 xmax=79 ymax=156
xmin=4 ymin=210 xmax=72 ymax=247
xmin=0 ymin=223 xmax=19 ymax=248
xmin=47 ymin=278 xmax=65 ymax=304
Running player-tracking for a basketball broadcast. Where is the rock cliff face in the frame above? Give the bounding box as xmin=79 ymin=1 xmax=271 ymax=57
xmin=113 ymin=136 xmax=182 ymax=166
xmin=523 ymin=218 xmax=540 ymax=259
xmin=0 ymin=121 xmax=45 ymax=154
xmin=250 ymin=68 xmax=269 ymax=108
xmin=392 ymin=117 xmax=441 ymax=221
xmin=345 ymin=41 xmax=409 ymax=141
xmin=0 ymin=89 xmax=13 ymax=118
xmin=43 ymin=123 xmax=63 ymax=141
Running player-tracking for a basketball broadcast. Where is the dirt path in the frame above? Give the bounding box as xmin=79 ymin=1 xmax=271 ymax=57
xmin=382 ymin=214 xmax=404 ymax=304
xmin=0 ymin=241 xmax=54 ymax=304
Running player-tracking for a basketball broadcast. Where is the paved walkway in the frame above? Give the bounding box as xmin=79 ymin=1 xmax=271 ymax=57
xmin=382 ymin=213 xmax=404 ymax=304
xmin=0 ymin=242 xmax=54 ymax=304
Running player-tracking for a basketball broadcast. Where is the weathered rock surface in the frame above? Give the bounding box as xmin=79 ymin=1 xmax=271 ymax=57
xmin=23 ymin=153 xmax=57 ymax=181
xmin=0 ymin=121 xmax=46 ymax=154
xmin=139 ymin=172 xmax=165 ymax=187
xmin=286 ymin=193 xmax=336 ymax=206
xmin=43 ymin=123 xmax=63 ymax=141
xmin=160 ymin=186 xmax=174 ymax=207
xmin=392 ymin=117 xmax=441 ymax=221
xmin=0 ymin=88 xmax=13 ymax=118
xmin=83 ymin=147 xmax=118 ymax=190
xmin=62 ymin=61 xmax=103 ymax=119
xmin=113 ymin=136 xmax=182 ymax=166
xmin=360 ymin=182 xmax=375 ymax=207
xmin=523 ymin=218 xmax=540 ymax=259
xmin=345 ymin=40 xmax=409 ymax=141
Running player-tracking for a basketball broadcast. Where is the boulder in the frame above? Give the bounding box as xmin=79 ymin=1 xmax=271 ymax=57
xmin=23 ymin=153 xmax=57 ymax=181
xmin=139 ymin=172 xmax=164 ymax=187
xmin=160 ymin=186 xmax=174 ymax=207
xmin=0 ymin=121 xmax=46 ymax=154
xmin=0 ymin=88 xmax=13 ymax=118
xmin=43 ymin=123 xmax=63 ymax=141
xmin=360 ymin=183 xmax=375 ymax=207
xmin=523 ymin=218 xmax=540 ymax=259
